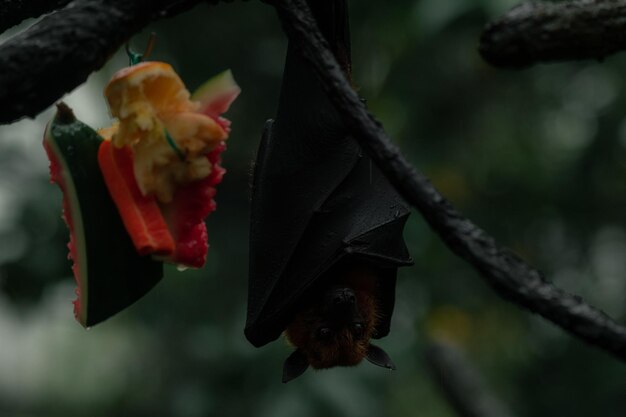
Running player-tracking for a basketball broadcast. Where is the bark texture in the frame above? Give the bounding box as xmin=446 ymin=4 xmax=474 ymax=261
xmin=0 ymin=0 xmax=71 ymax=33
xmin=480 ymin=0 xmax=626 ymax=68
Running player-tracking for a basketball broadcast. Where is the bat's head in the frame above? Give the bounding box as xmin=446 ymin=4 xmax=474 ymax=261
xmin=282 ymin=264 xmax=396 ymax=383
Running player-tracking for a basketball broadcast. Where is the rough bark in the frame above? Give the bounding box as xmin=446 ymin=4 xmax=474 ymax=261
xmin=0 ymin=0 xmax=72 ymax=33
xmin=480 ymin=0 xmax=626 ymax=68
xmin=271 ymin=0 xmax=626 ymax=361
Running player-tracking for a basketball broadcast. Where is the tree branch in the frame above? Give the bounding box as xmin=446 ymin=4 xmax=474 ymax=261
xmin=0 ymin=0 xmax=71 ymax=33
xmin=479 ymin=0 xmax=626 ymax=68
xmin=272 ymin=0 xmax=626 ymax=361
xmin=425 ymin=341 xmax=516 ymax=417
xmin=0 ymin=0 xmax=223 ymax=124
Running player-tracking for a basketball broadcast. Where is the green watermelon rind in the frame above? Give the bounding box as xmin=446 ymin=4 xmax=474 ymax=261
xmin=44 ymin=105 xmax=163 ymax=327
xmin=44 ymin=119 xmax=90 ymax=325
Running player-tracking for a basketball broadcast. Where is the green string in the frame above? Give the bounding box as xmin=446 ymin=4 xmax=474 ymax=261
xmin=125 ymin=33 xmax=156 ymax=66
xmin=125 ymin=35 xmax=184 ymax=161
xmin=165 ymin=130 xmax=186 ymax=161
xmin=125 ymin=43 xmax=143 ymax=66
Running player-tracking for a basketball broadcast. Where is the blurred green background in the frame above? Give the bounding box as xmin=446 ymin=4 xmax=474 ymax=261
xmin=1 ymin=0 xmax=625 ymax=416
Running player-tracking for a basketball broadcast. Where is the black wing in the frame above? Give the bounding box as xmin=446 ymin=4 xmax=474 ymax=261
xmin=245 ymin=3 xmax=412 ymax=347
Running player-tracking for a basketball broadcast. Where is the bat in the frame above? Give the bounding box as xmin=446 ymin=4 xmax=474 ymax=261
xmin=245 ymin=0 xmax=413 ymax=382
xmin=281 ymin=260 xmax=404 ymax=382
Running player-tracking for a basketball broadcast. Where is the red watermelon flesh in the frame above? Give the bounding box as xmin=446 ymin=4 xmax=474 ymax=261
xmin=44 ymin=104 xmax=163 ymax=327
xmin=43 ymin=140 xmax=83 ymax=317
xmin=161 ymin=143 xmax=226 ymax=268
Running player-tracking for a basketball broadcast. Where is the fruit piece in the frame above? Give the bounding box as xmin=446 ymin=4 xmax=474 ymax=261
xmin=44 ymin=103 xmax=162 ymax=327
xmin=104 ymin=61 xmax=228 ymax=202
xmin=97 ymin=140 xmax=175 ymax=256
xmin=99 ymin=62 xmax=239 ymax=268
xmin=161 ymin=143 xmax=226 ymax=267
xmin=105 ymin=61 xmax=191 ymax=124
xmin=191 ymin=69 xmax=241 ymax=131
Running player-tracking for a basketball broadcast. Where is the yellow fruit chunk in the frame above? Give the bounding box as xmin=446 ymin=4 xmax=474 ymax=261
xmin=103 ymin=61 xmax=228 ymax=203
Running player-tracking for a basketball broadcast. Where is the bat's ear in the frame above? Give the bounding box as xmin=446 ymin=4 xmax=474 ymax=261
xmin=282 ymin=349 xmax=310 ymax=383
xmin=366 ymin=344 xmax=396 ymax=370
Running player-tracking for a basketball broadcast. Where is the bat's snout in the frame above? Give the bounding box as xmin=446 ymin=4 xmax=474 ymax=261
xmin=332 ymin=288 xmax=356 ymax=306
xmin=325 ymin=287 xmax=358 ymax=315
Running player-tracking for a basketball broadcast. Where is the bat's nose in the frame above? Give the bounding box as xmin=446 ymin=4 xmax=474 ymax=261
xmin=332 ymin=288 xmax=356 ymax=306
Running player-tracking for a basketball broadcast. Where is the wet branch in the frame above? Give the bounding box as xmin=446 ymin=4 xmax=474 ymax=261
xmin=272 ymin=0 xmax=626 ymax=361
xmin=0 ymin=0 xmax=220 ymax=124
xmin=480 ymin=0 xmax=626 ymax=68
xmin=0 ymin=0 xmax=72 ymax=33
xmin=425 ymin=341 xmax=516 ymax=417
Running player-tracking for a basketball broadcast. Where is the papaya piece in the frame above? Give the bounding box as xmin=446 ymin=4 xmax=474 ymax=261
xmin=97 ymin=140 xmax=175 ymax=256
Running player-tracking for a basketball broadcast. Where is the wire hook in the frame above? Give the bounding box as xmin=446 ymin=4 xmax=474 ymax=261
xmin=125 ymin=32 xmax=157 ymax=66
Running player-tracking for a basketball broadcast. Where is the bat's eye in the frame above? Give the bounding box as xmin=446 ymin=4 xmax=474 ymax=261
xmin=352 ymin=322 xmax=365 ymax=339
xmin=316 ymin=327 xmax=333 ymax=340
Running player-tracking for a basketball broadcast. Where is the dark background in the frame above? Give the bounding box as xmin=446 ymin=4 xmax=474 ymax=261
xmin=0 ymin=0 xmax=624 ymax=416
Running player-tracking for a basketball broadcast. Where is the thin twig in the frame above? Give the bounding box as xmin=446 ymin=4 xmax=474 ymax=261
xmin=425 ymin=341 xmax=517 ymax=417
xmin=272 ymin=0 xmax=626 ymax=361
xmin=479 ymin=0 xmax=626 ymax=68
xmin=0 ymin=0 xmax=72 ymax=34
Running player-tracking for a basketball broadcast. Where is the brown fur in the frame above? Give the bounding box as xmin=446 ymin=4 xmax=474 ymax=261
xmin=285 ymin=264 xmax=380 ymax=369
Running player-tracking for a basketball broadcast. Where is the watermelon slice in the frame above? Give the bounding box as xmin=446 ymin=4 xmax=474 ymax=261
xmin=191 ymin=69 xmax=241 ymax=132
xmin=153 ymin=71 xmax=238 ymax=268
xmin=44 ymin=103 xmax=163 ymax=327
xmin=160 ymin=143 xmax=226 ymax=268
